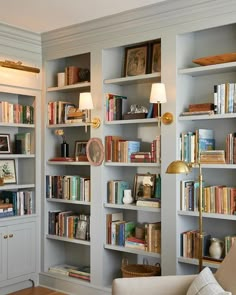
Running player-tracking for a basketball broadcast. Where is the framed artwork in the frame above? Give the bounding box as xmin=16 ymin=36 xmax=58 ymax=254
xmin=86 ymin=137 xmax=104 ymax=166
xmin=0 ymin=134 xmax=10 ymax=153
xmin=0 ymin=159 xmax=17 ymax=184
xmin=133 ymin=173 xmax=156 ymax=200
xmin=124 ymin=44 xmax=148 ymax=77
xmin=74 ymin=140 xmax=88 ymax=161
xmin=151 ymin=42 xmax=161 ymax=73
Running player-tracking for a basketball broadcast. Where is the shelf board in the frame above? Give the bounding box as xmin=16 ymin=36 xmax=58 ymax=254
xmin=178 ymin=210 xmax=236 ymax=220
xmin=47 ymin=160 xmax=90 ymax=166
xmin=104 ymin=203 xmax=161 ymax=213
xmin=195 ymin=163 xmax=236 ymax=169
xmin=104 ymin=72 xmax=161 ymax=85
xmin=179 ymin=61 xmax=236 ymax=77
xmin=0 ymin=183 xmax=35 ymax=190
xmin=47 ymin=123 xmax=86 ymax=128
xmin=179 ymin=113 xmax=236 ymax=121
xmin=47 ymin=82 xmax=91 ymax=92
xmin=105 ymin=162 xmax=160 ymax=167
xmin=0 ymin=154 xmax=35 ymax=159
xmin=0 ymin=123 xmax=35 ymax=128
xmin=178 ymin=256 xmax=220 ymax=269
xmin=104 ymin=244 xmax=161 ymax=258
xmin=46 ymin=234 xmax=91 ymax=246
xmin=47 ymin=198 xmax=90 ymax=205
xmin=105 ymin=118 xmax=159 ymax=125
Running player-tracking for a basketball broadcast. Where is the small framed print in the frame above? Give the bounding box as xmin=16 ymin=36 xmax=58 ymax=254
xmin=133 ymin=173 xmax=156 ymax=200
xmin=0 ymin=159 xmax=17 ymax=184
xmin=151 ymin=42 xmax=161 ymax=73
xmin=124 ymin=44 xmax=148 ymax=77
xmin=0 ymin=134 xmax=11 ymax=153
xmin=74 ymin=140 xmax=88 ymax=162
xmin=86 ymin=137 xmax=104 ymax=166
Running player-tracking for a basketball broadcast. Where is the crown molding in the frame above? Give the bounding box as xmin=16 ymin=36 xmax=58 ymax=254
xmin=41 ymin=0 xmax=236 ymax=59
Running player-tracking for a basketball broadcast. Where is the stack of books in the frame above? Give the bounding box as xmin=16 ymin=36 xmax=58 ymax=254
xmin=200 ymin=150 xmax=225 ymax=164
xmin=136 ymin=197 xmax=161 ymax=208
xmin=48 ymin=264 xmax=90 ymax=281
xmin=0 ymin=203 xmax=14 ymax=218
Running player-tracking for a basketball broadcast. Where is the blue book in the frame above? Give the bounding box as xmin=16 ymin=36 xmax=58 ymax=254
xmin=196 ymin=129 xmax=215 ymax=160
xmin=127 ymin=141 xmax=140 ymax=162
xmin=117 ymin=181 xmax=129 ymax=204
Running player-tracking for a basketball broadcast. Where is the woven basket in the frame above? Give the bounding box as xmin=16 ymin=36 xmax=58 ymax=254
xmin=121 ymin=260 xmax=161 ymax=278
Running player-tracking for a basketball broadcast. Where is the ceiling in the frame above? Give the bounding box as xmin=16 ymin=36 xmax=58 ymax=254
xmin=0 ymin=0 xmax=167 ymax=33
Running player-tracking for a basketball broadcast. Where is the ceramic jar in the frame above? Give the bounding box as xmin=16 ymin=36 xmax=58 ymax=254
xmin=123 ymin=189 xmax=133 ymax=204
xmin=209 ymin=238 xmax=224 ymax=259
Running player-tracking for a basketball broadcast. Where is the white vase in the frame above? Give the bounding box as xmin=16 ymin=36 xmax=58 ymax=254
xmin=123 ymin=189 xmax=133 ymax=204
xmin=209 ymin=238 xmax=224 ymax=259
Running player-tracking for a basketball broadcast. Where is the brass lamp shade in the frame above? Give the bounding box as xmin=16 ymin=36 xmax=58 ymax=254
xmin=166 ymin=160 xmax=191 ymax=174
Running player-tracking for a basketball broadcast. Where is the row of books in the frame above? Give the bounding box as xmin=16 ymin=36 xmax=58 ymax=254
xmin=46 ymin=175 xmax=90 ymax=202
xmin=180 ymin=128 xmax=215 ymax=163
xmin=105 ymin=93 xmax=128 ymax=121
xmin=180 ymin=230 xmax=211 ymax=259
xmin=48 ymin=211 xmax=90 ymax=240
xmin=0 ymin=101 xmax=34 ymax=124
xmin=181 ymin=180 xmax=236 ymax=215
xmin=0 ymin=190 xmax=34 ymax=217
xmin=213 ymin=83 xmax=236 ymax=115
xmin=15 ymin=132 xmax=31 ymax=154
xmin=225 ymin=235 xmax=236 ymax=256
xmin=48 ymin=263 xmax=90 ymax=282
xmin=105 ymin=136 xmax=140 ymax=162
xmin=105 ymin=135 xmax=160 ymax=163
xmin=48 ymin=101 xmax=84 ymax=125
xmin=106 ymin=212 xmax=161 ymax=253
xmin=225 ymin=133 xmax=236 ymax=164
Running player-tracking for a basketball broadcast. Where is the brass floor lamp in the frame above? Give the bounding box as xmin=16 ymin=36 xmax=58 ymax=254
xmin=166 ymin=160 xmax=203 ymax=272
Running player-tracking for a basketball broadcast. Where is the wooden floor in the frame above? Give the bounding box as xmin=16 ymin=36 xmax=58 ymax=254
xmin=8 ymin=286 xmax=67 ymax=295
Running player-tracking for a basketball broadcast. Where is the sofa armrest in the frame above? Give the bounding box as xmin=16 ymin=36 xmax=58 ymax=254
xmin=112 ymin=274 xmax=197 ymax=295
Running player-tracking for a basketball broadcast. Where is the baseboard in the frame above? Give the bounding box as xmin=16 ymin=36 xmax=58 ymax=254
xmin=39 ymin=272 xmax=111 ymax=295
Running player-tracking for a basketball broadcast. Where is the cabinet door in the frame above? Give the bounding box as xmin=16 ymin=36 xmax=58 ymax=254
xmin=0 ymin=227 xmax=7 ymax=282
xmin=7 ymin=222 xmax=36 ymax=279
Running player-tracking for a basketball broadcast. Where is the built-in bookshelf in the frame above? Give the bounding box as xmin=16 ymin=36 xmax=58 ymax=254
xmin=0 ymin=72 xmax=41 ymax=289
xmin=175 ymin=22 xmax=236 ymax=274
xmin=102 ymin=40 xmax=162 ymax=284
xmin=42 ymin=52 xmax=92 ymax=287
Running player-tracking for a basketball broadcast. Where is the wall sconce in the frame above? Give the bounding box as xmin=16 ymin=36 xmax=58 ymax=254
xmin=150 ymin=83 xmax=173 ymax=125
xmin=79 ymin=92 xmax=101 ymax=132
xmin=0 ymin=60 xmax=40 ymax=73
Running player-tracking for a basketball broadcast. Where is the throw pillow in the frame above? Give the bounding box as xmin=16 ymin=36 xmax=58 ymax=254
xmin=186 ymin=267 xmax=231 ymax=295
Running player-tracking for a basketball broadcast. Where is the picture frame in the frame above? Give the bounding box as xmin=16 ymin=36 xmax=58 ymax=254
xmin=74 ymin=140 xmax=88 ymax=161
xmin=0 ymin=159 xmax=17 ymax=184
xmin=133 ymin=173 xmax=156 ymax=200
xmin=150 ymin=42 xmax=161 ymax=73
xmin=86 ymin=137 xmax=104 ymax=166
xmin=0 ymin=134 xmax=11 ymax=153
xmin=124 ymin=44 xmax=148 ymax=77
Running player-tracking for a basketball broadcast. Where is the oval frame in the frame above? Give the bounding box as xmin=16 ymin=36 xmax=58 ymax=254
xmin=86 ymin=137 xmax=104 ymax=166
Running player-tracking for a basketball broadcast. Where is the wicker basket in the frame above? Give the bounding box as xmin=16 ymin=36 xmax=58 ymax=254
xmin=121 ymin=259 xmax=161 ymax=278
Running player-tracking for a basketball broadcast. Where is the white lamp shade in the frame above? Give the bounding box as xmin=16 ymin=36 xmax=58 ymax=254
xmin=150 ymin=83 xmax=167 ymax=104
xmin=79 ymin=92 xmax=94 ymax=110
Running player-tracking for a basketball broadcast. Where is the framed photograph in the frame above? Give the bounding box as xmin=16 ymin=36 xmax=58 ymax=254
xmin=0 ymin=134 xmax=11 ymax=153
xmin=86 ymin=137 xmax=104 ymax=166
xmin=74 ymin=140 xmax=88 ymax=161
xmin=124 ymin=44 xmax=148 ymax=77
xmin=151 ymin=42 xmax=161 ymax=73
xmin=0 ymin=159 xmax=17 ymax=184
xmin=133 ymin=173 xmax=156 ymax=200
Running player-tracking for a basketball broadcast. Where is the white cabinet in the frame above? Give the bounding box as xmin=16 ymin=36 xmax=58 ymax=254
xmin=0 ymin=222 xmax=36 ymax=282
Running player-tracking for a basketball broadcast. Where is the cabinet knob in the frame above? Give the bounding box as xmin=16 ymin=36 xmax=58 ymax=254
xmin=9 ymin=234 xmax=13 ymax=238
xmin=3 ymin=235 xmax=8 ymax=239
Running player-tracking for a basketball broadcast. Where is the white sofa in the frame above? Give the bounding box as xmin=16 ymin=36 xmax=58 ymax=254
xmin=112 ymin=242 xmax=236 ymax=295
